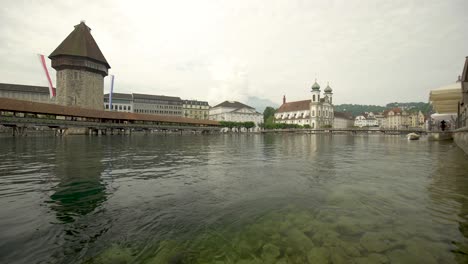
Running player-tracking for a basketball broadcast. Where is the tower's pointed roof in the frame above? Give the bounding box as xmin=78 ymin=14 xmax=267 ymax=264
xmin=311 ymin=79 xmax=320 ymax=90
xmin=49 ymin=21 xmax=110 ymax=68
xmin=324 ymin=82 xmax=333 ymax=93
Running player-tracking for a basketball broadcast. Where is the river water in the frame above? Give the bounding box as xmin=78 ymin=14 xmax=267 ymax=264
xmin=0 ymin=134 xmax=467 ymax=264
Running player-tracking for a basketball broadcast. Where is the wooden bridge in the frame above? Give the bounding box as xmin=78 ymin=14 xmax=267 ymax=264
xmin=0 ymin=98 xmax=220 ymax=136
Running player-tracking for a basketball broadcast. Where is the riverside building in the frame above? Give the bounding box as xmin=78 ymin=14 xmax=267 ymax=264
xmin=354 ymin=112 xmax=379 ymax=127
xmin=0 ymin=83 xmax=53 ymax=103
xmin=104 ymin=93 xmax=133 ymax=112
xmin=133 ymin=93 xmax=182 ymax=116
xmin=209 ymin=101 xmax=263 ymax=126
xmin=275 ymin=81 xmax=334 ymax=128
xmin=383 ymin=108 xmax=410 ymax=129
xmin=183 ymin=100 xmax=210 ymax=119
xmin=103 ymin=93 xmax=183 ymax=116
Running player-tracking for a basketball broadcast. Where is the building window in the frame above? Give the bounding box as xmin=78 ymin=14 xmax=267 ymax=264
xmin=313 ymin=95 xmax=316 ymax=102
xmin=128 ymin=106 xmax=131 ymax=111
xmin=105 ymin=104 xmax=109 ymax=109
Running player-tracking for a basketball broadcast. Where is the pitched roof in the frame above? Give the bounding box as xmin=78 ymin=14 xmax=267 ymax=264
xmin=104 ymin=93 xmax=133 ymax=100
xmin=133 ymin=93 xmax=182 ymax=102
xmin=183 ymin=100 xmax=209 ymax=106
xmin=49 ymin=22 xmax=110 ymax=68
xmin=0 ymin=83 xmax=49 ymax=94
xmin=277 ymin=100 xmax=310 ymax=113
xmin=212 ymin=101 xmax=254 ymax=109
xmin=228 ymin=107 xmax=261 ymax=114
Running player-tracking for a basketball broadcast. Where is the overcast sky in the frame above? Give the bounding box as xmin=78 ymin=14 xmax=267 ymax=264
xmin=1 ymin=0 xmax=467 ymax=106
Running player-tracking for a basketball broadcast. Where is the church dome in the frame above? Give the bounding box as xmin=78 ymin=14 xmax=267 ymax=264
xmin=324 ymin=83 xmax=332 ymax=93
xmin=311 ymin=80 xmax=320 ymax=90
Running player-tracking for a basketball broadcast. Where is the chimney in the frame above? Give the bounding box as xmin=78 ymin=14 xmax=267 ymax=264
xmin=283 ymin=95 xmax=286 ymax=104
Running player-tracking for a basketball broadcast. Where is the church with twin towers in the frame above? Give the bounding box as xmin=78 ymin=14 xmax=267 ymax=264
xmin=274 ymin=80 xmax=334 ymax=128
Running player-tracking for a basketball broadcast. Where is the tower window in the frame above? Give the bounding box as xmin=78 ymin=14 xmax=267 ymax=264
xmin=313 ymin=95 xmax=316 ymax=101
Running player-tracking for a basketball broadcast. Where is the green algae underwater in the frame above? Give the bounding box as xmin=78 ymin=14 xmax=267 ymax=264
xmin=84 ymin=205 xmax=466 ymax=264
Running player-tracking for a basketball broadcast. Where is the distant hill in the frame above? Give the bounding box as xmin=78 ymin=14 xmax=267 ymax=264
xmin=334 ymin=104 xmax=387 ymax=116
xmin=335 ymin=102 xmax=432 ymax=117
xmin=385 ymin=102 xmax=432 ymax=113
xmin=246 ymin=96 xmax=279 ymax=113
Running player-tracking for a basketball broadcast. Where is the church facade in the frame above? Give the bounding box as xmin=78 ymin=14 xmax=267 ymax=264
xmin=274 ymin=81 xmax=334 ymax=128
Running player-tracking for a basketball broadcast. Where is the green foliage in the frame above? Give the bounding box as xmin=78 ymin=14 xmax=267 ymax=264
xmin=219 ymin=121 xmax=256 ymax=129
xmin=334 ymin=104 xmax=386 ymax=117
xmin=264 ymin=123 xmax=303 ymax=129
xmin=321 ymin=124 xmax=332 ymax=128
xmin=263 ymin=107 xmax=277 ymax=123
xmin=303 ymin=124 xmax=311 ymax=129
xmin=386 ymin=102 xmax=431 ymax=114
xmin=335 ymin=102 xmax=432 ymax=117
xmin=265 ymin=116 xmax=275 ymax=125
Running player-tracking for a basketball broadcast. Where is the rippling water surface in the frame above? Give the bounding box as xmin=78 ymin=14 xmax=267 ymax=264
xmin=1 ymin=134 xmax=468 ymax=263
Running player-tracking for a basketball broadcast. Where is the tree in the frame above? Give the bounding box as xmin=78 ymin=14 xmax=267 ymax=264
xmin=263 ymin=107 xmax=276 ymax=123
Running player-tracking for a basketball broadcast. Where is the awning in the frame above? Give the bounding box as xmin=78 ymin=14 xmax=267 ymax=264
xmin=429 ymin=82 xmax=462 ymax=114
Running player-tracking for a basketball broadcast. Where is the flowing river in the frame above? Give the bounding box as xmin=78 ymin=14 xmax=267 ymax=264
xmin=0 ymin=134 xmax=467 ymax=264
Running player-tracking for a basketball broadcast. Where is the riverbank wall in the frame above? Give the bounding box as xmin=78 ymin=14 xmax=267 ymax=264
xmin=454 ymin=127 xmax=468 ymax=155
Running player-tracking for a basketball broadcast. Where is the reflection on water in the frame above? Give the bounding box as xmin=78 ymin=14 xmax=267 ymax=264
xmin=0 ymin=134 xmax=467 ymax=263
xmin=48 ymin=139 xmax=107 ymax=223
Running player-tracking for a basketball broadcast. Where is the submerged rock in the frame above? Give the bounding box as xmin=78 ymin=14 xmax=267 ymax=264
xmin=87 ymin=244 xmax=133 ymax=264
xmin=307 ymin=247 xmax=329 ymax=264
xmin=360 ymin=232 xmax=396 ymax=253
xmin=335 ymin=216 xmax=363 ymax=236
xmin=327 ymin=246 xmax=351 ymax=264
xmin=286 ymin=228 xmax=314 ymax=252
xmin=146 ymin=241 xmax=185 ymax=264
xmin=236 ymin=259 xmax=264 ymax=264
xmin=386 ymin=248 xmax=437 ymax=264
xmin=339 ymin=241 xmax=362 ymax=257
xmin=312 ymin=229 xmax=340 ymax=247
xmin=354 ymin=253 xmax=389 ymax=264
xmin=261 ymin=243 xmax=280 ymax=261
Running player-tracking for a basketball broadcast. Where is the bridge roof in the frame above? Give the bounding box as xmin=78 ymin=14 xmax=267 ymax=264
xmin=429 ymin=82 xmax=462 ymax=114
xmin=0 ymin=98 xmax=219 ymax=126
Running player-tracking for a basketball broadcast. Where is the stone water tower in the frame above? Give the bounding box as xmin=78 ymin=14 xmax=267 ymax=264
xmin=49 ymin=21 xmax=110 ymax=110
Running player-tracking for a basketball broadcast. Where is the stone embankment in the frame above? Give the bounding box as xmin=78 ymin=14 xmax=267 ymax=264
xmin=454 ymin=127 xmax=468 ymax=154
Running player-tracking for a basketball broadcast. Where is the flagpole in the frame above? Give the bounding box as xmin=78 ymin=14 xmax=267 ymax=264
xmin=37 ymin=54 xmax=56 ymax=98
xmin=109 ymin=75 xmax=115 ymax=110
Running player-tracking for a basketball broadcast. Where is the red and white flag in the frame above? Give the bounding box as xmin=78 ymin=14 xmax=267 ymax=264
xmin=38 ymin=54 xmax=56 ymax=98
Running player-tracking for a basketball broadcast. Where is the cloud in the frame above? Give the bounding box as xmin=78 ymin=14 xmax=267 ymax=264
xmin=0 ymin=0 xmax=467 ymax=106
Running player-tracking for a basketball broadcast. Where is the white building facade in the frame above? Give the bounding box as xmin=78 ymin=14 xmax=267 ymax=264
xmin=104 ymin=93 xmax=133 ymax=112
xmin=383 ymin=108 xmax=410 ymax=129
xmin=275 ymin=81 xmax=334 ymax=128
xmin=209 ymin=101 xmax=263 ymax=126
xmin=354 ymin=113 xmax=379 ymax=127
